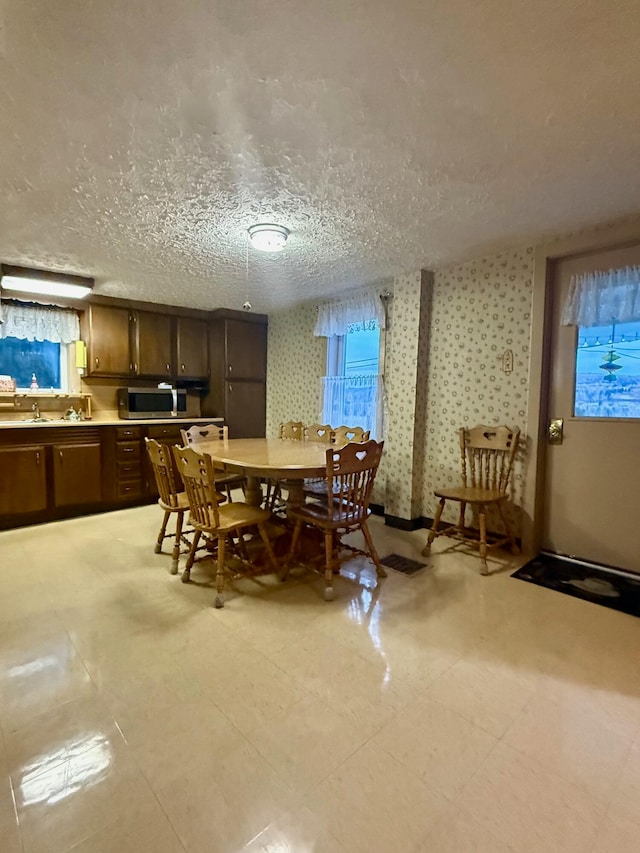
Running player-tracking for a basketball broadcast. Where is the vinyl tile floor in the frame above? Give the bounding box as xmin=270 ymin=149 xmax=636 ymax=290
xmin=1 ymin=504 xmax=640 ymax=852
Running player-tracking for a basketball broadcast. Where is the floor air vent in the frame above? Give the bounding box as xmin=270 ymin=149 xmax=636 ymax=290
xmin=380 ymin=553 xmax=426 ymax=576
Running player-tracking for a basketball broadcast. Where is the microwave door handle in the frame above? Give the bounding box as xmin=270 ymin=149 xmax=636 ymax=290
xmin=171 ymin=388 xmax=177 ymax=417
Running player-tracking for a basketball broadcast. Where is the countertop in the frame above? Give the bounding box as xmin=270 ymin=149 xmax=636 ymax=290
xmin=0 ymin=417 xmax=223 ymax=430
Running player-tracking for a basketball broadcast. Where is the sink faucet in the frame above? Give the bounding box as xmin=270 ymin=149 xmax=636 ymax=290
xmin=32 ymin=401 xmax=41 ymax=419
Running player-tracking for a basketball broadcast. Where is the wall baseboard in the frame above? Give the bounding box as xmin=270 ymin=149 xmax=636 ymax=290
xmin=384 ymin=514 xmax=432 ymax=531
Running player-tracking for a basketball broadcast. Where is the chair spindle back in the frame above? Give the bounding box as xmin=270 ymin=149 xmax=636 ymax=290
xmin=145 ymin=438 xmax=180 ymax=507
xmin=172 ymin=446 xmax=223 ymax=529
xmin=460 ymin=425 xmax=520 ymax=494
xmin=333 ymin=425 xmax=370 ymax=444
xmin=305 ymin=423 xmax=334 ymax=443
xmin=180 ymin=423 xmax=228 ymax=446
xmin=279 ymin=421 xmax=305 ymax=440
xmin=325 ymin=440 xmax=384 ymax=524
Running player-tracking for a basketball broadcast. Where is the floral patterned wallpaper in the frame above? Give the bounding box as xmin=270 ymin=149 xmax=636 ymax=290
xmin=265 ymin=246 xmax=535 ymax=535
xmin=266 ymin=303 xmax=325 ymax=437
xmin=383 ymin=270 xmax=431 ymax=519
xmin=420 ymin=247 xmax=534 ymax=527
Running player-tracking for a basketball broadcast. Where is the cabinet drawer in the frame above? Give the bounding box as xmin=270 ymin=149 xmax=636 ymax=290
xmin=147 ymin=425 xmax=183 ymax=440
xmin=117 ymin=460 xmax=141 ymax=481
xmin=115 ymin=426 xmax=142 ymax=441
xmin=116 ymin=441 xmax=141 ymax=460
xmin=116 ymin=480 xmax=143 ymax=500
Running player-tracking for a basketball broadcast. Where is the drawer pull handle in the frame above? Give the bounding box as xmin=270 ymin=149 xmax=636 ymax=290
xmin=95 ymin=356 xmax=100 ymax=368
xmin=36 ymin=451 xmax=40 ymax=465
xmin=59 ymin=450 xmax=63 ymax=461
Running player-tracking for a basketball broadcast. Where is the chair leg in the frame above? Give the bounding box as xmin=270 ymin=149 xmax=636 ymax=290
xmin=422 ymin=498 xmax=446 ymax=556
xmin=458 ymin=501 xmax=467 ymax=534
xmin=283 ymin=519 xmax=303 ymax=581
xmin=170 ymin=511 xmax=184 ymax=574
xmin=323 ymin=529 xmax=335 ymax=601
xmin=155 ymin=511 xmax=170 ymax=554
xmin=182 ymin=529 xmax=202 ymax=583
xmin=257 ymin=522 xmax=278 ymax=573
xmin=226 ymin=485 xmax=233 ymax=503
xmin=478 ymin=508 xmax=489 ymax=575
xmin=214 ymin=535 xmax=226 ymax=608
xmin=497 ymin=501 xmax=519 ymax=555
xmin=361 ymin=519 xmax=386 ymax=579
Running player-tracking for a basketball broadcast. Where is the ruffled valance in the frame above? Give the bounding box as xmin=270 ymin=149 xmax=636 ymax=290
xmin=0 ymin=301 xmax=80 ymax=343
xmin=314 ymin=288 xmax=386 ymax=337
xmin=562 ymin=266 xmax=640 ymax=327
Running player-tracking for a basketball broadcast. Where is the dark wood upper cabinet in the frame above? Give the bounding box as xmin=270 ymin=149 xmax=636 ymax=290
xmin=85 ymin=304 xmax=132 ymax=377
xmin=133 ymin=311 xmax=173 ymax=378
xmin=225 ymin=319 xmax=267 ymax=381
xmin=0 ymin=446 xmax=47 ymax=515
xmin=176 ymin=317 xmax=208 ymax=379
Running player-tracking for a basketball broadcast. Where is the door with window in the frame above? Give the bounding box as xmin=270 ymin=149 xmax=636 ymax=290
xmin=543 ymin=243 xmax=640 ymax=573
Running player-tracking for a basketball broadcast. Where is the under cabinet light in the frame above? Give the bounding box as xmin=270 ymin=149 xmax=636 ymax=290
xmin=0 ymin=265 xmax=94 ymax=300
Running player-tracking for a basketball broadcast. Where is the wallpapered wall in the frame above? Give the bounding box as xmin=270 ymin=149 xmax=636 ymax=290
xmin=265 ymin=246 xmax=535 ymax=532
xmin=420 ymin=247 xmax=534 ymax=523
xmin=266 ymin=303 xmax=326 ymax=437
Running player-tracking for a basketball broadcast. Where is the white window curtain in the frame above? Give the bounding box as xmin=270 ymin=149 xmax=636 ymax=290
xmin=314 ymin=288 xmax=385 ymax=337
xmin=321 ymin=374 xmax=383 ymax=439
xmin=562 ymin=266 xmax=640 ymax=327
xmin=0 ymin=302 xmax=80 ymax=343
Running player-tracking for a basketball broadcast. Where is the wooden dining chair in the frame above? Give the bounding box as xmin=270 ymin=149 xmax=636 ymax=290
xmin=303 ymin=424 xmax=370 ymax=500
xmin=305 ymin=423 xmax=334 ymax=443
xmin=173 ymin=446 xmax=278 ymax=608
xmin=285 ymin=440 xmax=386 ymax=601
xmin=145 ymin=438 xmax=192 ymax=574
xmin=333 ymin=425 xmax=370 ymax=444
xmin=279 ymin=421 xmax=305 ymax=440
xmin=180 ymin=423 xmax=246 ymax=502
xmin=421 ymin=424 xmax=520 ymax=574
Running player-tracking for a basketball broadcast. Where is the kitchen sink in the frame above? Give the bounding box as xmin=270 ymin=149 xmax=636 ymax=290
xmin=22 ymin=417 xmax=53 ymax=423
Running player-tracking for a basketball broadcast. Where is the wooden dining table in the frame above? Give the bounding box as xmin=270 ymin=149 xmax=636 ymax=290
xmin=194 ymin=437 xmax=333 ymax=511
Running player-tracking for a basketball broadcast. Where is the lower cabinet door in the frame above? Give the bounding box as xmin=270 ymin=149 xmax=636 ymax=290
xmin=225 ymin=381 xmax=266 ymax=438
xmin=53 ymin=443 xmax=103 ymax=507
xmin=0 ymin=446 xmax=47 ymax=514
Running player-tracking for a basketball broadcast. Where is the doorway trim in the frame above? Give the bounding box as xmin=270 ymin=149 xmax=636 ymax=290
xmin=522 ymin=218 xmax=640 ymax=556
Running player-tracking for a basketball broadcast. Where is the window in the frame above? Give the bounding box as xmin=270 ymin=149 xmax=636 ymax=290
xmin=574 ymin=320 xmax=640 ymax=418
xmin=322 ymin=325 xmax=382 ymax=437
xmin=0 ymin=301 xmax=79 ymax=391
xmin=0 ymin=337 xmax=62 ymax=389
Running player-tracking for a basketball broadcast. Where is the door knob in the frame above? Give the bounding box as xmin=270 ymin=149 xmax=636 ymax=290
xmin=548 ymin=418 xmax=564 ymax=445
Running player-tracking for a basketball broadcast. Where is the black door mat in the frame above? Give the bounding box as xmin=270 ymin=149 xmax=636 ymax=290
xmin=380 ymin=553 xmax=426 ymax=576
xmin=512 ymin=554 xmax=640 ymax=618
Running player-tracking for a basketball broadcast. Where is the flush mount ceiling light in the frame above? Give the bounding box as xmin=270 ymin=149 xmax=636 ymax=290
xmin=247 ymin=223 xmax=289 ymax=253
xmin=0 ymin=265 xmax=94 ymax=299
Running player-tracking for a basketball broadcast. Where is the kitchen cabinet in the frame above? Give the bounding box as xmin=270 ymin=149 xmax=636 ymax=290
xmin=225 ymin=319 xmax=267 ymax=381
xmin=53 ymin=442 xmax=102 ymax=506
xmin=224 ymin=380 xmax=266 ymax=439
xmin=83 ymin=303 xmax=209 ymax=381
xmin=145 ymin=423 xmax=185 ymax=497
xmin=176 ymin=317 xmax=208 ymax=379
xmin=203 ymin=310 xmax=268 ymax=437
xmin=0 ymin=446 xmax=47 ymax=514
xmin=85 ymin=304 xmax=131 ymax=377
xmin=133 ymin=311 xmax=173 ymax=378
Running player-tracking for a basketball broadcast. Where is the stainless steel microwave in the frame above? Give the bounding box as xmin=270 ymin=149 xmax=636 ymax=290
xmin=117 ymin=387 xmax=187 ymax=419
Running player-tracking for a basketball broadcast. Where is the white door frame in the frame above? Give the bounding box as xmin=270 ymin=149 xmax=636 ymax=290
xmin=522 ymin=219 xmax=640 ymax=556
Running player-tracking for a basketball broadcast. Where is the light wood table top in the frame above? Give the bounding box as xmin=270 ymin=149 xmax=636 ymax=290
xmin=195 ymin=437 xmax=332 ymax=479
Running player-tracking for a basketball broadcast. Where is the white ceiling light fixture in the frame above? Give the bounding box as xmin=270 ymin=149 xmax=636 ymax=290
xmin=0 ymin=265 xmax=94 ymax=299
xmin=247 ymin=223 xmax=289 ymax=253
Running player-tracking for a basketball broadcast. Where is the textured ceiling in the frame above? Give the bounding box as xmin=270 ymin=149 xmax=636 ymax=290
xmin=1 ymin=1 xmax=639 ymax=313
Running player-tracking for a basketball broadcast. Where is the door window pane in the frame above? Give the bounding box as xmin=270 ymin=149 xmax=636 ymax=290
xmin=574 ymin=320 xmax=640 ymax=418
xmin=0 ymin=337 xmax=61 ymax=389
